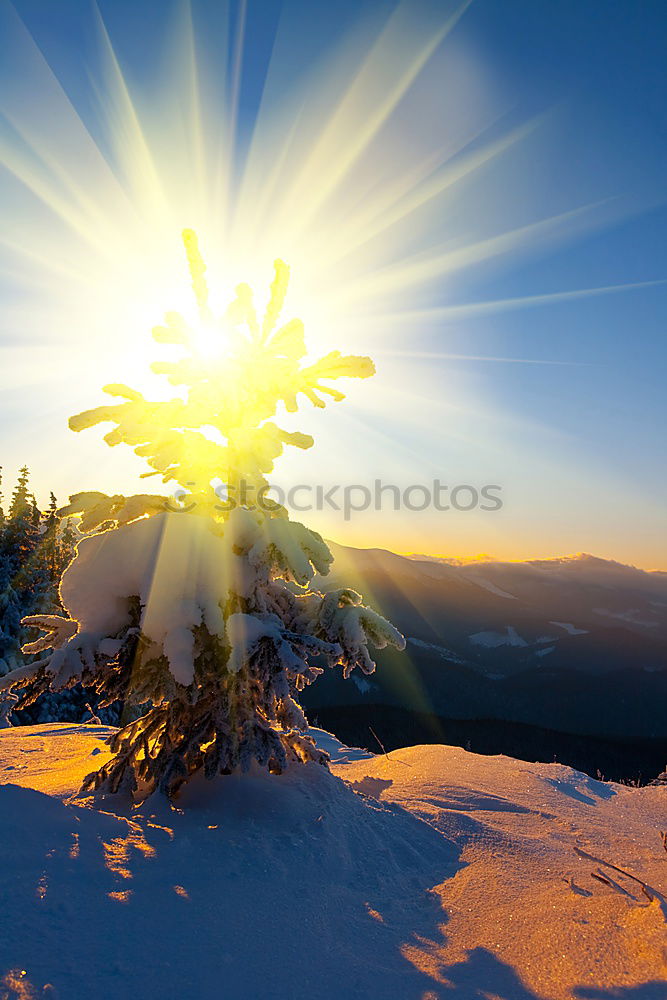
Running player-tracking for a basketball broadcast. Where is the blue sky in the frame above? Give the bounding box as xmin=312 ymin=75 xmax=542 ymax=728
xmin=1 ymin=0 xmax=666 ymax=566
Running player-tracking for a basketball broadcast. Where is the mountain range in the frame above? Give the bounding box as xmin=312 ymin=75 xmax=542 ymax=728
xmin=302 ymin=546 xmax=667 ymax=778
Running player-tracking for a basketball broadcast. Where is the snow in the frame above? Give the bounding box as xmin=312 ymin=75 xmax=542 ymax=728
xmin=1 ymin=724 xmax=667 ymax=999
xmin=469 ymin=625 xmax=528 ymax=648
xmin=225 ymin=612 xmax=283 ymax=673
xmin=54 ymin=512 xmax=233 ymax=685
xmin=593 ymin=608 xmax=660 ymax=628
xmin=534 ymin=645 xmax=556 ymax=658
xmin=351 ymin=673 xmax=374 ymax=694
xmin=407 ymin=637 xmax=465 ymax=663
xmin=309 ymin=726 xmax=374 ymax=763
xmin=549 ymin=621 xmax=589 ymax=636
xmin=17 ymin=509 xmax=356 ymax=692
xmin=17 ymin=510 xmax=404 ymax=696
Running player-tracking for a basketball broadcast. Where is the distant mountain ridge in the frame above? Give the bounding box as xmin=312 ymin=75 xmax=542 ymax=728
xmin=302 ymin=543 xmax=667 ymax=744
xmin=408 ymin=550 xmax=667 ymax=575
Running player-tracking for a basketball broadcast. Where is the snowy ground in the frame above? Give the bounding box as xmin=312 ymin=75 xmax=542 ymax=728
xmin=1 ymin=725 xmax=666 ymax=1000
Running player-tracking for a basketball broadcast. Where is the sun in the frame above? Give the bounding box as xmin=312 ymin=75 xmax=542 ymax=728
xmin=66 ymin=228 xmax=375 ymax=515
xmin=0 ymin=0 xmax=621 ymax=530
xmin=188 ymin=320 xmax=230 ymax=360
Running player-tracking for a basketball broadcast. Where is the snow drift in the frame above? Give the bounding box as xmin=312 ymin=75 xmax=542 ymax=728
xmin=1 ymin=724 xmax=666 ymax=1000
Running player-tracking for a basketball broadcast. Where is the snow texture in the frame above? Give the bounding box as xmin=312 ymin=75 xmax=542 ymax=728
xmin=7 ymin=510 xmax=403 ymax=695
xmin=1 ymin=508 xmax=405 ymax=796
xmin=52 ymin=509 xmax=327 ymax=686
xmin=469 ymin=625 xmax=528 ymax=648
xmin=351 ymin=674 xmax=374 ymax=694
xmin=593 ymin=607 xmax=660 ymax=628
xmin=407 ymin=637 xmax=465 ymax=663
xmin=549 ymin=621 xmax=589 ymax=636
xmin=1 ymin=724 xmax=666 ymax=1000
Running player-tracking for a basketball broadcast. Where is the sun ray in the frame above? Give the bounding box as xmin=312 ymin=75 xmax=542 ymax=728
xmin=375 ymin=350 xmax=590 ymax=366
xmin=325 ymin=114 xmax=547 ymax=265
xmin=0 ymin=0 xmax=658 ymax=532
xmin=337 ymin=201 xmax=612 ymax=306
xmin=281 ymin=2 xmax=471 ymax=239
xmin=179 ymin=1 xmax=208 ymax=204
xmin=92 ymin=6 xmax=171 ymax=225
xmin=376 ymin=277 xmax=667 ymax=323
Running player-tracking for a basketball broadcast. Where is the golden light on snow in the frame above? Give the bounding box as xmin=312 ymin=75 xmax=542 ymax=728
xmin=2 ymin=723 xmax=667 ymax=996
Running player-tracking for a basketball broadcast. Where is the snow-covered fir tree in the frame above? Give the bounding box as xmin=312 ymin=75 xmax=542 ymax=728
xmin=0 ymin=467 xmax=42 ymax=674
xmin=0 ymin=231 xmax=405 ymax=799
xmin=0 ymin=470 xmax=76 ymax=693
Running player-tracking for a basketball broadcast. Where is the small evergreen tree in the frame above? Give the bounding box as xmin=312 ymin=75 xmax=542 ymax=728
xmin=0 ymin=475 xmax=97 ymax=722
xmin=0 ymin=467 xmax=44 ymax=673
xmin=0 ymin=232 xmax=405 ymax=799
xmin=42 ymin=493 xmax=59 ymax=578
xmin=0 ymin=582 xmax=23 ymax=676
xmin=5 ymin=467 xmax=37 ymax=568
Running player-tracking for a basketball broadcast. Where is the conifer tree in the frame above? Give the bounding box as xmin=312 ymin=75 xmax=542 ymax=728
xmin=42 ymin=493 xmax=59 ymax=580
xmin=0 ymin=467 xmax=42 ymax=673
xmin=0 ymin=474 xmax=76 ymax=691
xmin=0 ymin=232 xmax=405 ymax=799
xmin=6 ymin=467 xmax=36 ymax=568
